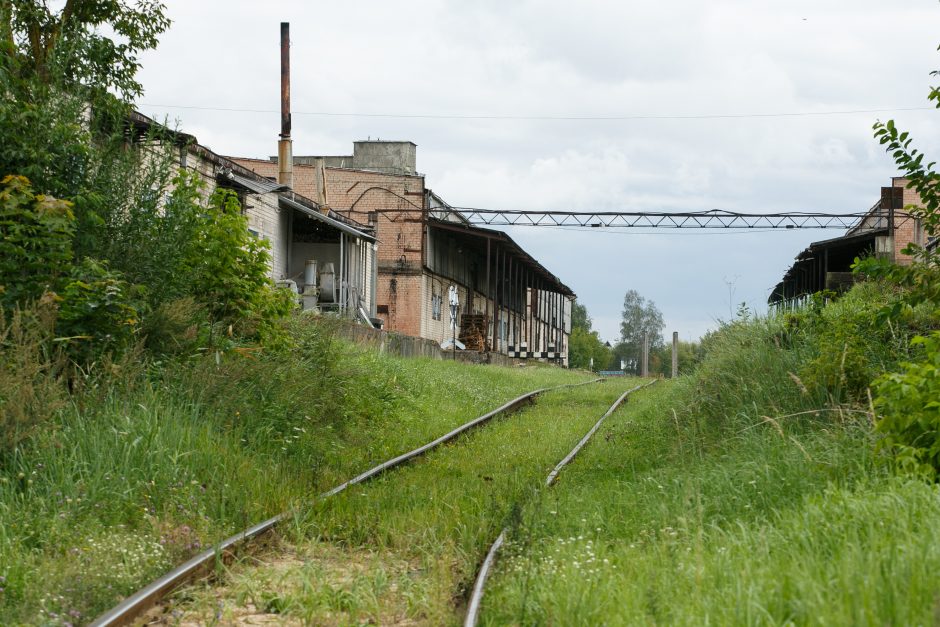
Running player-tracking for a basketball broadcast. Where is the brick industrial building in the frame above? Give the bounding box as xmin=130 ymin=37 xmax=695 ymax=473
xmin=127 ymin=111 xmax=379 ymax=318
xmin=231 ymin=141 xmax=574 ymax=364
xmin=769 ymin=177 xmax=931 ymax=304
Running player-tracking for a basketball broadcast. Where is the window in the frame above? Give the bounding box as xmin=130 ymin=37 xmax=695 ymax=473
xmin=432 ymin=283 xmax=442 ymax=321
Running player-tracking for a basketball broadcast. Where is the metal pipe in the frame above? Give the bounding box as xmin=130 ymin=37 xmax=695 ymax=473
xmin=526 ymin=269 xmax=532 ymax=353
xmin=370 ymin=243 xmax=377 ymax=317
xmin=280 ymin=22 xmax=291 ymax=138
xmin=508 ymin=254 xmax=514 ymax=349
xmin=494 ymin=246 xmax=501 ymax=353
xmin=277 ymin=22 xmax=293 ymax=188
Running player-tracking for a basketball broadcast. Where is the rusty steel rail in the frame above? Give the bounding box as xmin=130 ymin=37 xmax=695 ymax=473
xmin=463 ymin=379 xmax=658 ymax=627
xmin=90 ymin=377 xmax=602 ymax=627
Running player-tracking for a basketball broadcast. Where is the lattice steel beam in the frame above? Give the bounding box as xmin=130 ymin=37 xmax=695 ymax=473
xmin=437 ymin=208 xmax=884 ymax=229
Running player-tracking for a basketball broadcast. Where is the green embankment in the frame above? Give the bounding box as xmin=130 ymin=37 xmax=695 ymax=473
xmin=0 ymin=319 xmax=591 ymax=625
xmin=481 ymin=383 xmax=940 ymax=625
xmin=477 ymin=284 xmax=940 ymax=625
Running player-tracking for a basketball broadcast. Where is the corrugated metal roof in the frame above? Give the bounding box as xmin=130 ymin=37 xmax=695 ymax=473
xmin=222 ymin=171 xmax=289 ymax=194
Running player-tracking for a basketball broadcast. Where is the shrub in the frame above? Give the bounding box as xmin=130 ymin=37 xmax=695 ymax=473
xmin=55 ymin=259 xmax=143 ymax=364
xmin=186 ymin=188 xmax=294 ymax=346
xmin=796 ymin=282 xmax=926 ymax=404
xmin=139 ymin=297 xmax=206 ymax=356
xmin=0 ymin=175 xmax=74 ymax=309
xmin=873 ymin=332 xmax=940 ymax=478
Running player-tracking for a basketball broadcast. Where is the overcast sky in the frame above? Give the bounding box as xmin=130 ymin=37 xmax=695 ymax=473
xmin=136 ymin=0 xmax=940 ymax=342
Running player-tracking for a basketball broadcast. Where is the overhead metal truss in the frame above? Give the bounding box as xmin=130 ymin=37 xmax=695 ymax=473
xmin=435 ymin=208 xmax=887 ymax=229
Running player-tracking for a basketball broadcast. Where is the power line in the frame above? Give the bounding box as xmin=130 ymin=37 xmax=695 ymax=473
xmin=138 ymin=102 xmax=936 ymax=122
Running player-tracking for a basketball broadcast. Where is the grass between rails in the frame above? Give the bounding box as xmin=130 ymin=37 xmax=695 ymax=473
xmin=170 ymin=378 xmax=646 ymax=626
xmin=480 ymin=380 xmax=940 ymax=626
xmin=0 ymin=318 xmax=592 ymax=625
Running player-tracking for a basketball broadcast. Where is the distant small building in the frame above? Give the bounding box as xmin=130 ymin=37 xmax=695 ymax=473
xmin=231 ymin=141 xmax=574 ymax=364
xmin=769 ymin=177 xmax=931 ymax=305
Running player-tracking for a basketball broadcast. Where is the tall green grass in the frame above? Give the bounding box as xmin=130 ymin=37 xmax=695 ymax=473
xmin=0 ymin=317 xmax=590 ymax=624
xmin=172 ymin=379 xmax=645 ymax=626
xmin=478 ymin=285 xmax=940 ymax=625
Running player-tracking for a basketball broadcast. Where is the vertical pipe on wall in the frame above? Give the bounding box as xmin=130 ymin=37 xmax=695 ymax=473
xmin=515 ymin=258 xmax=521 ymax=350
xmin=508 ymin=253 xmax=514 ymax=349
xmin=492 ymin=244 xmax=500 ymax=353
xmin=369 ymin=241 xmax=377 ymax=317
xmin=552 ymin=290 xmax=558 ymax=357
xmin=486 ymin=238 xmax=491 ymax=349
xmin=498 ymin=246 xmax=504 ymax=352
xmin=339 ymin=233 xmax=345 ymax=316
xmin=527 ymin=270 xmax=533 ymax=352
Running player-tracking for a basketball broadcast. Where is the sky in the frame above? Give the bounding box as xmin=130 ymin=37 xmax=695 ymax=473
xmin=135 ymin=0 xmax=940 ymax=343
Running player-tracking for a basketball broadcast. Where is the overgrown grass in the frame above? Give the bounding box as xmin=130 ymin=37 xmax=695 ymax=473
xmin=477 ymin=284 xmax=940 ymax=625
xmin=0 ymin=317 xmax=590 ymax=625
xmin=172 ymin=379 xmax=644 ymax=625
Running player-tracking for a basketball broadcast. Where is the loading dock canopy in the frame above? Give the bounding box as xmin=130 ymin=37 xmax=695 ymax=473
xmin=769 ymin=228 xmax=886 ymax=303
xmin=280 ymin=194 xmax=376 ymax=242
xmin=428 ymin=217 xmax=574 ymax=297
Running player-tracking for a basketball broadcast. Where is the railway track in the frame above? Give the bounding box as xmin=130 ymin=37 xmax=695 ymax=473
xmin=89 ymin=377 xmax=603 ymax=627
xmin=464 ymin=379 xmax=658 ymax=627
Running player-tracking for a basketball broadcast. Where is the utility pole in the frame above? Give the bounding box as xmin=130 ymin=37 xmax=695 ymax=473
xmin=671 ymin=331 xmax=678 ymax=378
xmin=641 ymin=333 xmax=649 ymax=377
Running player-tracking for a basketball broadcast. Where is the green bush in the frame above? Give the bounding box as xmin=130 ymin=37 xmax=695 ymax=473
xmin=55 ymin=259 xmax=143 ymax=364
xmin=139 ymin=297 xmax=207 ymax=356
xmin=873 ymin=332 xmax=940 ymax=478
xmin=799 ymin=292 xmax=882 ymax=403
xmin=186 ymin=188 xmax=294 ymax=346
xmin=0 ymin=176 xmax=74 ymax=309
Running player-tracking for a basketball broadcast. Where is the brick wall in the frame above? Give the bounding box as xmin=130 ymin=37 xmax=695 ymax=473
xmin=375 ymin=272 xmax=422 ymax=337
xmin=892 ymin=177 xmax=926 ymax=265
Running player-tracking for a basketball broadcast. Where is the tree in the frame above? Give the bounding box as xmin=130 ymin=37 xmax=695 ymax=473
xmin=2 ymin=0 xmax=170 ymax=100
xmin=617 ymin=289 xmax=665 ymax=375
xmin=0 ymin=2 xmax=293 ymax=355
xmin=0 ymin=1 xmax=170 ymax=198
xmin=571 ymin=302 xmax=591 ymax=331
xmin=567 ymin=301 xmax=611 ymax=371
xmin=649 ymin=339 xmax=701 ymax=378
